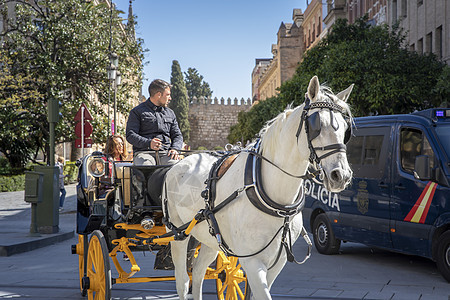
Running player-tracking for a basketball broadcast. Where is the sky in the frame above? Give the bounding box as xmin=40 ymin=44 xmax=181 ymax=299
xmin=113 ymin=0 xmax=308 ymax=100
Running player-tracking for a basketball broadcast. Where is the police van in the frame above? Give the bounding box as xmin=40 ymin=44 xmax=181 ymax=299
xmin=303 ymin=108 xmax=450 ymax=282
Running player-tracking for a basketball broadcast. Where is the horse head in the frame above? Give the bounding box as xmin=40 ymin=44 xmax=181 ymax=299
xmin=302 ymin=76 xmax=354 ymax=192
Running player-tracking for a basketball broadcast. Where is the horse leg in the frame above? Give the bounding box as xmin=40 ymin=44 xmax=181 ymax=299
xmin=191 ymin=244 xmax=218 ymax=300
xmin=240 ymin=258 xmax=272 ymax=300
xmin=170 ymin=239 xmax=190 ymax=300
xmin=266 ymin=254 xmax=287 ymax=290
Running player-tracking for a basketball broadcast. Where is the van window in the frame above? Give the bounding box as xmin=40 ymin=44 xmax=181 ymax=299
xmin=434 ymin=124 xmax=450 ymax=159
xmin=347 ymin=136 xmax=363 ymax=165
xmin=346 ymin=127 xmax=389 ymax=178
xmin=400 ymin=128 xmax=435 ymax=173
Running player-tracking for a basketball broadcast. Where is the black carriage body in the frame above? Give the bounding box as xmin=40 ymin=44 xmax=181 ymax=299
xmin=76 ymin=152 xmax=171 ymax=250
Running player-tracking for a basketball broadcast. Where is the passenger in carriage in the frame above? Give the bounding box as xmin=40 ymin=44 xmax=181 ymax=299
xmin=126 ymin=79 xmax=183 ymax=166
xmin=104 ymin=135 xmax=131 ymax=261
xmin=104 ymin=135 xmax=129 ymax=162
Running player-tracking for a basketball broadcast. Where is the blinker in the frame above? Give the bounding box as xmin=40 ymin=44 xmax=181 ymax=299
xmin=307 ymin=111 xmax=352 ymax=144
xmin=307 ymin=112 xmax=321 ymax=141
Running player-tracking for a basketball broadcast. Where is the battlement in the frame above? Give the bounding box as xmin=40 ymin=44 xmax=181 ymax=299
xmin=188 ymin=96 xmax=252 ymax=149
xmin=189 ymin=97 xmax=253 ymax=106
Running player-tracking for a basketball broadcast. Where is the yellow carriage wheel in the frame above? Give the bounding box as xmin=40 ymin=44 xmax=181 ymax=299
xmin=215 ymin=253 xmax=250 ymax=300
xmin=86 ymin=230 xmax=112 ymax=300
xmin=76 ymin=234 xmax=89 ymax=296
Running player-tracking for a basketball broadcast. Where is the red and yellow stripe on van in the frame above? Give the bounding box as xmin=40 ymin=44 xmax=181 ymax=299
xmin=403 ymin=181 xmax=437 ymax=223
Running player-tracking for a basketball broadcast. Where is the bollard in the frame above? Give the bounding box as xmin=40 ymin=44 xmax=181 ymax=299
xmin=24 ymin=171 xmax=44 ymax=237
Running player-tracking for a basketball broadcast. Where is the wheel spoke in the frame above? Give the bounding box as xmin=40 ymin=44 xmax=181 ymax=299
xmin=233 ymin=280 xmax=245 ymax=299
xmin=218 ymin=280 xmax=226 ymax=295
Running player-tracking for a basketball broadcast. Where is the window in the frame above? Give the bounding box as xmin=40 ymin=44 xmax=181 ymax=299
xmin=417 ymin=38 xmax=423 ymax=54
xmin=436 ymin=26 xmax=442 ymax=59
xmin=426 ymin=32 xmax=432 ymax=53
xmin=346 ymin=127 xmax=390 ymax=179
xmin=400 ymin=128 xmax=435 ymax=174
xmin=347 ymin=135 xmax=385 ymax=166
xmin=364 ymin=136 xmax=384 ymax=165
xmin=347 ymin=136 xmax=364 ymax=166
xmin=392 ymin=0 xmax=398 ymax=23
xmin=401 ymin=0 xmax=407 ymax=18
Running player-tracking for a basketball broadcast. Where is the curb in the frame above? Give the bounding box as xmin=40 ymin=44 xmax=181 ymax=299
xmin=0 ymin=230 xmax=74 ymax=257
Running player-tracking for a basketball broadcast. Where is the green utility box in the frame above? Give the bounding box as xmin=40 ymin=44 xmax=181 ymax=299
xmin=34 ymin=165 xmax=59 ymax=233
xmin=24 ymin=171 xmax=44 ymax=236
xmin=24 ymin=171 xmax=44 ymax=204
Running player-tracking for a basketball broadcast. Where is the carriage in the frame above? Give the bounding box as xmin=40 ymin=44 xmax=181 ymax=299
xmin=71 ymin=150 xmax=250 ymax=299
xmin=71 ymin=76 xmax=354 ymax=300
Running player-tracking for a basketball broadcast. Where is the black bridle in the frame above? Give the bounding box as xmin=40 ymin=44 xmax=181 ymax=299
xmin=295 ymin=97 xmax=352 ymax=165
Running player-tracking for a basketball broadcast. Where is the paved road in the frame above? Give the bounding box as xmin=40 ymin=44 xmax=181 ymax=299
xmin=0 ymin=185 xmax=449 ymax=299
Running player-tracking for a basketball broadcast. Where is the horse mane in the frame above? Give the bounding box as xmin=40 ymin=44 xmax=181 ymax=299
xmin=258 ymin=84 xmax=353 ymax=152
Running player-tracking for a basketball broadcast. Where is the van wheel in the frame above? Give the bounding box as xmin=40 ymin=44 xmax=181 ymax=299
xmin=436 ymin=231 xmax=450 ymax=282
xmin=312 ymin=214 xmax=341 ymax=255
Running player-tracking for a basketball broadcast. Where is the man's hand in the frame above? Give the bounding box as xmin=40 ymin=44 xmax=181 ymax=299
xmin=150 ymin=138 xmax=162 ymax=150
xmin=168 ymin=149 xmax=180 ymax=160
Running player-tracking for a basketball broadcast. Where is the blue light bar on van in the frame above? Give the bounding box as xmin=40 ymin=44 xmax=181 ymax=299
xmin=434 ymin=109 xmax=450 ymax=118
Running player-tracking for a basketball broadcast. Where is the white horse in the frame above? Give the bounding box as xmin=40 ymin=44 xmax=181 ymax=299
xmin=163 ymin=76 xmax=354 ymax=300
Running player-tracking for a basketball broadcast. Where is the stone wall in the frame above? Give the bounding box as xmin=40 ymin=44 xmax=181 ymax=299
xmin=188 ymin=97 xmax=252 ymax=150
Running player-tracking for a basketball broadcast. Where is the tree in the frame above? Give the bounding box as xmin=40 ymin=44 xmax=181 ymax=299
xmin=184 ymin=67 xmax=213 ymax=99
xmin=0 ymin=50 xmax=45 ymax=171
xmin=170 ymin=60 xmax=190 ymax=143
xmin=228 ymin=96 xmax=283 ymax=144
xmin=0 ymin=0 xmax=145 ymax=168
xmin=229 ymin=16 xmax=449 ymax=143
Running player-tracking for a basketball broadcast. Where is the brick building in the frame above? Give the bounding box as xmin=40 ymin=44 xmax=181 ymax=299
xmin=253 ymin=9 xmax=305 ymax=102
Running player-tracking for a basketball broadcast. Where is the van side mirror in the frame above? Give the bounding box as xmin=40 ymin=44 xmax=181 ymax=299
xmin=414 ymin=155 xmax=431 ymax=180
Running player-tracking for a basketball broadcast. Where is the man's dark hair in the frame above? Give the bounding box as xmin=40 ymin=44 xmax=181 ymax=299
xmin=149 ymin=79 xmax=171 ymax=97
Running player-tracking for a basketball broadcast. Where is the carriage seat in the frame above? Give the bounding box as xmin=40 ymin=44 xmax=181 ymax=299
xmin=114 ymin=162 xmax=132 ymax=206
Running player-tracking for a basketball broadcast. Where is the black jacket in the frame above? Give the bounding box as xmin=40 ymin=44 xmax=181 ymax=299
xmin=126 ymin=100 xmax=183 ymax=152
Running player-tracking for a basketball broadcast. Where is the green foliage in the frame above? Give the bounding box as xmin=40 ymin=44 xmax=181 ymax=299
xmin=0 ymin=50 xmax=46 ymax=169
xmin=0 ymin=174 xmax=25 ymax=192
xmin=228 ymin=96 xmax=284 ymax=144
xmin=0 ymin=157 xmax=10 ymax=175
xmin=63 ymin=161 xmax=78 ymax=184
xmin=184 ymin=68 xmax=213 ymax=99
xmin=0 ymin=0 xmax=145 ymax=170
xmin=170 ymin=60 xmax=190 ymax=143
xmin=0 ymin=159 xmax=77 ymax=191
xmin=197 ymin=146 xmax=207 ymax=150
xmin=432 ymin=65 xmax=450 ymax=106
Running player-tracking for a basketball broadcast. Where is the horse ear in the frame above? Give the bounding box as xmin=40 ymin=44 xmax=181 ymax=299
xmin=336 ymin=84 xmax=354 ymax=103
xmin=307 ymin=76 xmax=320 ymax=102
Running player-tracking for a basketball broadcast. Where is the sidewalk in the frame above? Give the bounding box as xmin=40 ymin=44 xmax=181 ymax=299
xmin=0 ymin=184 xmax=76 ymax=256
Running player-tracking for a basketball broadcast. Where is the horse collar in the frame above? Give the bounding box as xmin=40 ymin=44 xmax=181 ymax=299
xmin=244 ymin=151 xmax=305 ymax=218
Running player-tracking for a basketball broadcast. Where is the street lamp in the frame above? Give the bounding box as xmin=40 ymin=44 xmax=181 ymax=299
xmin=107 ymin=63 xmax=116 ymax=136
xmin=107 ymin=52 xmax=118 ymax=135
xmin=113 ymin=70 xmax=121 ymax=135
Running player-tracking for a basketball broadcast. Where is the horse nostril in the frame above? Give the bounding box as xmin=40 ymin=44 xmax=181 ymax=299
xmin=330 ymin=170 xmax=342 ymax=182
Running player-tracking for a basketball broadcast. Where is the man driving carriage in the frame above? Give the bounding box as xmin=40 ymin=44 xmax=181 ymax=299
xmin=126 ymin=79 xmax=183 ymax=165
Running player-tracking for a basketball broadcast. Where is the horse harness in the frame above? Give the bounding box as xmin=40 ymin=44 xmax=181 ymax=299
xmin=160 ymin=99 xmax=352 ymax=267
xmin=296 ymin=97 xmax=352 ymax=166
